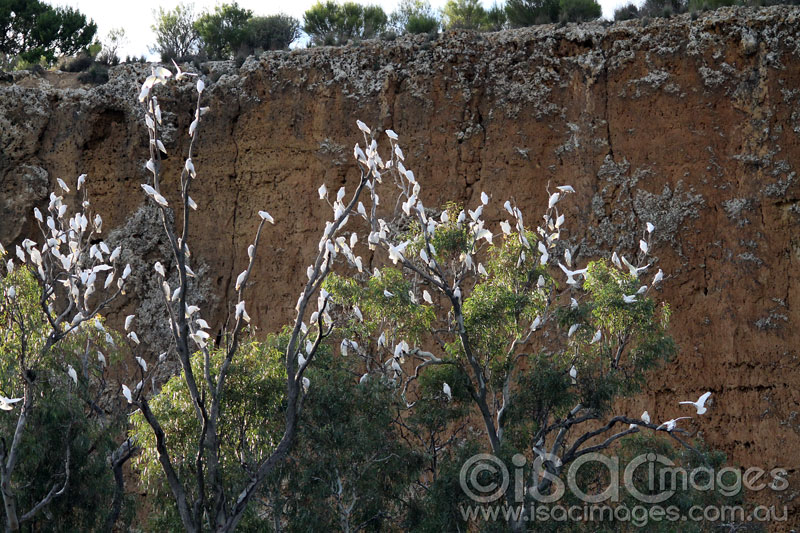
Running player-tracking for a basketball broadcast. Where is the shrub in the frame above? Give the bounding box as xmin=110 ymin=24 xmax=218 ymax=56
xmin=641 ymin=0 xmax=689 ymax=17
xmin=441 ymin=0 xmax=490 ymax=30
xmin=303 ymin=1 xmax=388 ymax=46
xmin=505 ymin=0 xmax=561 ymax=26
xmin=96 ymin=28 xmax=126 ymax=66
xmin=389 ymin=0 xmax=440 ymax=34
xmin=151 ymin=3 xmax=198 ymax=62
xmin=559 ymin=0 xmax=602 ymax=22
xmin=62 ymin=53 xmax=94 ymax=72
xmin=194 ymin=2 xmax=252 ymax=59
xmin=243 ymin=14 xmax=300 ymax=52
xmin=77 ymin=63 xmax=109 ymax=84
xmin=486 ymin=2 xmax=508 ymax=30
xmin=614 ymin=2 xmax=640 ymax=20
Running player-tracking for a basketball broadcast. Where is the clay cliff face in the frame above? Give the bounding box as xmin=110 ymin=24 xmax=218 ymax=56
xmin=1 ymin=5 xmax=799 ymax=523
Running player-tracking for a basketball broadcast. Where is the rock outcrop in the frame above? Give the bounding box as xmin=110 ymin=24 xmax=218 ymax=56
xmin=2 ymin=6 xmax=799 ymax=525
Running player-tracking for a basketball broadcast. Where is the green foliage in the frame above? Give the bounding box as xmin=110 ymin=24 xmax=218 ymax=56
xmin=151 ymin=3 xmax=199 ymax=62
xmin=0 ymin=266 xmax=128 ymax=530
xmin=194 ymin=2 xmax=253 ymax=59
xmin=558 ymin=0 xmax=602 ymax=22
xmin=390 ymin=0 xmax=440 ymax=34
xmin=277 ymin=350 xmax=420 ymax=530
xmin=505 ymin=0 xmax=561 ymax=26
xmin=131 ymin=335 xmax=287 ymax=529
xmin=441 ymin=0 xmax=491 ymax=30
xmin=486 ymin=2 xmax=509 ymax=30
xmin=243 ymin=14 xmax=300 ymax=52
xmin=0 ymin=0 xmax=97 ymax=68
xmin=641 ymin=0 xmax=688 ymax=17
xmin=96 ymin=28 xmax=126 ymax=66
xmin=77 ymin=63 xmax=109 ymax=84
xmin=614 ymin=2 xmax=640 ymax=20
xmin=303 ymin=1 xmax=388 ymax=46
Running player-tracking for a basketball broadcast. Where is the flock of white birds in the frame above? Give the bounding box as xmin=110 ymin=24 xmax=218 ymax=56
xmin=0 ymin=65 xmax=715 ymax=456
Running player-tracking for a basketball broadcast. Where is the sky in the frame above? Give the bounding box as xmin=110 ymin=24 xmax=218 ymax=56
xmin=49 ymin=0 xmax=633 ymax=60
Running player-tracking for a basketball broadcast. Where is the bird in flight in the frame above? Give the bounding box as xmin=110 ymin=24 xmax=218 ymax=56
xmin=679 ymin=392 xmax=712 ymax=415
xmin=656 ymin=417 xmax=692 ymax=432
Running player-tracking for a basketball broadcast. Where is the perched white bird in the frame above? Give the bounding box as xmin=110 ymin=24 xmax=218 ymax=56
xmin=639 ymin=240 xmax=649 ymax=255
xmin=136 ymin=356 xmax=148 ymax=373
xmin=570 ymin=297 xmax=578 ymax=310
xmin=56 ymin=178 xmax=70 ymax=192
xmin=383 ymin=289 xmax=394 ymax=298
xmin=302 ymin=376 xmax=310 ymax=393
xmin=630 ymin=410 xmax=651 ymax=429
xmin=679 ymin=391 xmax=712 ymax=415
xmin=443 ymin=382 xmax=452 ymax=401
xmin=478 ymin=263 xmax=488 ymax=277
xmin=453 ymin=286 xmax=461 ymax=303
xmin=480 ymin=191 xmax=489 ymax=205
xmin=656 ymin=417 xmax=692 ymax=432
xmin=385 ymin=129 xmax=398 ymax=140
xmin=591 ymin=329 xmax=602 ymax=344
xmin=124 ymin=315 xmax=135 ymax=331
xmin=636 ymin=285 xmax=648 ymax=295
xmin=653 ymin=269 xmax=664 ymax=285
xmin=422 ymin=290 xmax=433 ymax=304
xmin=318 ymin=183 xmax=327 ymax=199
xmin=359 ymin=373 xmax=369 ymax=384
xmin=235 ymin=270 xmax=248 ymax=291
xmin=622 ymin=294 xmax=637 ymax=304
xmin=235 ymin=301 xmax=250 ymax=322
xmin=298 ymin=353 xmax=307 ymax=368
xmin=154 ymin=262 xmax=165 ymax=277
xmin=141 ymin=184 xmax=168 ymax=207
xmin=356 ymin=120 xmax=370 ymax=134
xmin=556 ymin=185 xmax=575 ymax=193
xmin=500 ymin=220 xmax=511 ymax=235
xmin=77 ymin=174 xmax=86 ymax=190
xmin=128 ymin=331 xmax=140 ymax=344
xmin=122 ymin=384 xmax=132 ymax=404
xmin=0 ymin=396 xmax=22 ymax=411
xmin=391 ymin=358 xmax=402 ymax=374
xmin=67 ymin=365 xmax=78 ymax=386
xmin=646 ymin=222 xmax=655 ymax=233
xmin=569 ymin=365 xmax=577 ymax=384
xmin=196 ymin=79 xmax=205 ymax=93
xmin=564 ymin=248 xmax=572 ymax=268
xmin=548 ymin=192 xmax=560 ymax=209
xmin=259 ymin=211 xmax=275 ymax=224
xmin=568 ymin=324 xmax=580 ymax=337
xmin=97 ymin=351 xmax=106 ymax=367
